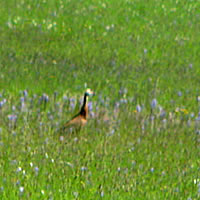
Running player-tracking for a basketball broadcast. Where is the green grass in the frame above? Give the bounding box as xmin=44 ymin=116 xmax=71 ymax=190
xmin=0 ymin=0 xmax=200 ymax=199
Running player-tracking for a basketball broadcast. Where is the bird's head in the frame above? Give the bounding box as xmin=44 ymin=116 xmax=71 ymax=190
xmin=85 ymin=88 xmax=95 ymax=96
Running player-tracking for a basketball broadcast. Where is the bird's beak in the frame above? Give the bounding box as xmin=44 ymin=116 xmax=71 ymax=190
xmin=89 ymin=90 xmax=95 ymax=96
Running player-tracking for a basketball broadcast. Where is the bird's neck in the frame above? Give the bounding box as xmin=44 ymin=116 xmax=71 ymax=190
xmin=80 ymin=94 xmax=88 ymax=118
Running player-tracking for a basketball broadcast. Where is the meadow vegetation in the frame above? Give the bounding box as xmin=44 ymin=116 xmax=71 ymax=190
xmin=0 ymin=0 xmax=200 ymax=199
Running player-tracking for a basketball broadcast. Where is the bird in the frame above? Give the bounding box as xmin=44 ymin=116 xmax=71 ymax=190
xmin=60 ymin=88 xmax=95 ymax=133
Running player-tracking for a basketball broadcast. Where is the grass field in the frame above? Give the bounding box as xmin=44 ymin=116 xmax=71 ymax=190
xmin=0 ymin=0 xmax=200 ymax=199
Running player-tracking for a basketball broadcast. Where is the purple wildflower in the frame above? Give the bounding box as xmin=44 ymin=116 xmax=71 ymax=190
xmin=177 ymin=91 xmax=182 ymax=97
xmin=70 ymin=102 xmax=75 ymax=109
xmin=42 ymin=93 xmax=49 ymax=102
xmin=196 ymin=112 xmax=200 ymax=121
xmin=8 ymin=114 xmax=17 ymax=121
xmin=144 ymin=48 xmax=148 ymax=54
xmin=23 ymin=90 xmax=28 ymax=97
xmin=189 ymin=63 xmax=193 ymax=68
xmin=20 ymin=97 xmax=25 ymax=102
xmin=63 ymin=95 xmax=67 ymax=101
xmin=88 ymin=101 xmax=93 ymax=111
xmin=151 ymin=98 xmax=157 ymax=109
xmin=81 ymin=166 xmax=87 ymax=171
xmin=34 ymin=167 xmax=39 ymax=173
xmin=150 ymin=167 xmax=154 ymax=172
xmin=136 ymin=104 xmax=142 ymax=113
xmin=69 ymin=98 xmax=75 ymax=109
xmin=0 ymin=99 xmax=6 ymax=108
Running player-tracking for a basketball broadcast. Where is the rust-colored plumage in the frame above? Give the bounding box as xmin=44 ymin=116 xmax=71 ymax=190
xmin=61 ymin=89 xmax=94 ymax=133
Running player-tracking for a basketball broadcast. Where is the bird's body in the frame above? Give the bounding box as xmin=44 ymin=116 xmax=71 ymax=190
xmin=60 ymin=89 xmax=94 ymax=133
